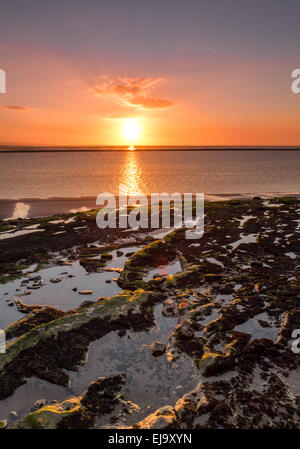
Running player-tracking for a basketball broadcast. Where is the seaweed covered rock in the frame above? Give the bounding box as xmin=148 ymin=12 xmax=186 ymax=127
xmin=277 ymin=308 xmax=300 ymax=346
xmin=199 ymin=331 xmax=251 ymax=376
xmin=0 ymin=290 xmax=163 ymax=400
xmin=12 ymin=374 xmax=125 ymax=429
xmin=5 ymin=307 xmax=66 ymax=340
xmin=133 ymin=406 xmax=177 ymax=429
xmin=118 ymin=235 xmax=180 ymax=290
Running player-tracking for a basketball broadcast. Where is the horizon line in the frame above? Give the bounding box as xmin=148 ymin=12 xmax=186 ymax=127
xmin=1 ymin=145 xmax=300 ymax=153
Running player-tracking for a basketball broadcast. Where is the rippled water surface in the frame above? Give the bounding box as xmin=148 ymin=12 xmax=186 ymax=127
xmin=0 ymin=150 xmax=299 ymax=199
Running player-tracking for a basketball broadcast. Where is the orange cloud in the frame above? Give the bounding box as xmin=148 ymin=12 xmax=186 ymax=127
xmin=0 ymin=105 xmax=30 ymax=111
xmin=105 ymin=112 xmax=140 ymax=120
xmin=93 ymin=76 xmax=174 ymax=110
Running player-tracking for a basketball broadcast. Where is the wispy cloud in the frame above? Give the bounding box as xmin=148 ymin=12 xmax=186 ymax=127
xmin=93 ymin=76 xmax=174 ymax=111
xmin=105 ymin=111 xmax=140 ymax=120
xmin=0 ymin=105 xmax=30 ymax=111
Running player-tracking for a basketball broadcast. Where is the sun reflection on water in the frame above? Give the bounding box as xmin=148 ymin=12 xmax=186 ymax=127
xmin=120 ymin=151 xmax=144 ymax=196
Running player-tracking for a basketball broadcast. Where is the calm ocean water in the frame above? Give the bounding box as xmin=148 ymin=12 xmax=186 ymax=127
xmin=0 ymin=149 xmax=299 ymax=200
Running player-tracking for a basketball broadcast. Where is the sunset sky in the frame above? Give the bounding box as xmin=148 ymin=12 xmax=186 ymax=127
xmin=0 ymin=0 xmax=300 ymax=146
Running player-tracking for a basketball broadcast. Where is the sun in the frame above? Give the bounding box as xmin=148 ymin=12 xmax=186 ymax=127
xmin=121 ymin=119 xmax=141 ymax=144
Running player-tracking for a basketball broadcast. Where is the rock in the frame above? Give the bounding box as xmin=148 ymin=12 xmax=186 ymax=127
xmin=101 ymin=253 xmax=113 ymax=260
xmin=203 ymin=273 xmax=224 ymax=283
xmin=79 ymin=257 xmax=106 ymax=272
xmin=199 ymin=352 xmax=222 ymax=376
xmin=162 ymin=299 xmax=177 ymax=316
xmin=277 ymin=308 xmax=300 ymax=345
xmin=164 ymin=269 xmax=200 ymax=289
xmin=134 ymin=406 xmax=177 ymax=429
xmin=219 ymin=283 xmax=234 ymax=294
xmin=14 ymin=298 xmax=43 ymax=314
xmin=50 ymin=278 xmax=61 ymax=283
xmin=27 ymin=284 xmax=40 ymax=289
xmin=0 ymin=420 xmax=7 ymax=429
xmin=125 ymin=252 xmax=135 ymax=257
xmin=78 ymin=290 xmax=93 ymax=295
xmin=10 ymin=411 xmax=17 ymax=418
xmin=116 ymin=250 xmax=123 ymax=257
xmin=175 ymin=320 xmax=194 ymax=339
xmin=72 ymin=287 xmax=77 ymax=291
xmin=152 ymin=341 xmax=166 ymax=357
xmin=20 ymin=291 xmax=31 ymax=296
xmin=28 ymin=274 xmax=41 ymax=281
xmin=12 ymin=375 xmax=126 ymax=429
xmin=105 ymin=279 xmax=112 ymax=284
xmin=33 ymin=399 xmax=47 ymax=409
xmin=200 ymin=331 xmax=251 ymax=376
xmin=258 ymin=319 xmax=271 ymax=328
xmin=5 ymin=306 xmax=66 ymax=340
xmin=174 ymin=382 xmax=214 ymax=426
xmin=7 ymin=302 xmax=14 ymax=307
xmin=81 ymin=374 xmax=126 ymax=414
xmin=79 ymin=300 xmax=94 ymax=308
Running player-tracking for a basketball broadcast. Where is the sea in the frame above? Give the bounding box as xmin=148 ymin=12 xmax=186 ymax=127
xmin=0 ymin=147 xmax=299 ymax=218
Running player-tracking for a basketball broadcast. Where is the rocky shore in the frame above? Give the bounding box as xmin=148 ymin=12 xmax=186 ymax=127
xmin=0 ymin=197 xmax=299 ymax=429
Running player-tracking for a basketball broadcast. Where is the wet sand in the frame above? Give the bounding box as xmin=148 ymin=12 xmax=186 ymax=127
xmin=1 ymin=193 xmax=300 ymax=220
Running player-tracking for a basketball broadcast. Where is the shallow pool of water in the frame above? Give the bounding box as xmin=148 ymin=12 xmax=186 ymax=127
xmin=0 ymin=304 xmax=199 ymax=428
xmin=0 ymin=245 xmax=143 ymax=328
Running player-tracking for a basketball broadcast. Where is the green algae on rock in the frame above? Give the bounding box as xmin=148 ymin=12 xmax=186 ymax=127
xmin=0 ymin=290 xmax=164 ymax=400
xmin=12 ymin=374 xmax=126 ymax=429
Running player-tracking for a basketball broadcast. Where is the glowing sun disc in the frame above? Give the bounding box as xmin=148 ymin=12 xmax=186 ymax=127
xmin=122 ymin=119 xmax=141 ymax=142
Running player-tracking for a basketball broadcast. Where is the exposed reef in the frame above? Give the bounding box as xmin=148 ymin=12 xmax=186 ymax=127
xmin=0 ymin=197 xmax=299 ymax=428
